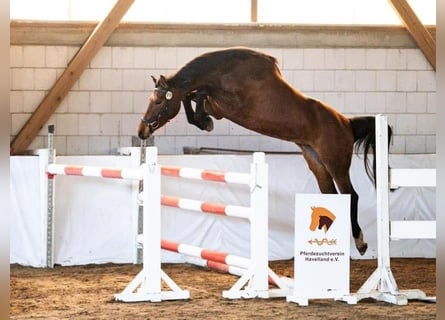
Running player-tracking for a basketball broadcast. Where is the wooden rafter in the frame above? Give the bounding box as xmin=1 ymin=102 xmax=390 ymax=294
xmin=388 ymin=0 xmax=436 ymax=70
xmin=251 ymin=0 xmax=258 ymax=23
xmin=10 ymin=0 xmax=135 ymax=155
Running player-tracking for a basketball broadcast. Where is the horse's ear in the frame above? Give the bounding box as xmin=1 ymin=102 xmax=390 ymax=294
xmin=151 ymin=75 xmax=157 ymax=84
xmin=159 ymin=75 xmax=168 ymax=87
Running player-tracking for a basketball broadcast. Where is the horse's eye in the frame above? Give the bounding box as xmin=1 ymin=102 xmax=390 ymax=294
xmin=155 ymin=99 xmax=163 ymax=105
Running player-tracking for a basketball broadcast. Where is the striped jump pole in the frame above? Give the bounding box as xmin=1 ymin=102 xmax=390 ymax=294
xmin=158 ymin=239 xmax=294 ymax=288
xmin=184 ymin=255 xmax=246 ymax=277
xmin=138 ymin=194 xmax=251 ymax=220
xmin=162 ymin=195 xmax=250 ymax=219
xmin=160 ymin=239 xmax=250 ymax=269
xmin=161 ymin=165 xmax=251 ymax=185
xmin=47 ymin=163 xmax=144 ymax=181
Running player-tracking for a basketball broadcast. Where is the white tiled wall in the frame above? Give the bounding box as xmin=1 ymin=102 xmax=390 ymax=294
xmin=10 ymin=45 xmax=436 ymax=155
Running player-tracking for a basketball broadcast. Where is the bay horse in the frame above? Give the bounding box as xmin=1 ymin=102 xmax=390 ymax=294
xmin=137 ymin=47 xmax=392 ymax=256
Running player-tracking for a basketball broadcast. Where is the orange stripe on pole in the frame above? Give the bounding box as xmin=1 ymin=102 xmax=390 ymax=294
xmin=206 ymin=260 xmax=230 ymax=273
xmin=161 ymin=239 xmax=180 ymax=252
xmin=101 ymin=168 xmax=122 ymax=179
xmin=201 ymin=170 xmax=226 ymax=182
xmin=161 ymin=195 xmax=180 ymax=207
xmin=64 ymin=166 xmax=83 ymax=176
xmin=201 ymin=249 xmax=228 ymax=264
xmin=201 ymin=202 xmax=226 ymax=215
xmin=201 ymin=249 xmax=229 ymax=263
xmin=161 ymin=166 xmax=181 ymax=177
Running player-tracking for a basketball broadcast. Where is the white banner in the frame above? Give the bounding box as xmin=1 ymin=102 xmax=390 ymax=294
xmin=288 ymin=193 xmax=350 ymax=306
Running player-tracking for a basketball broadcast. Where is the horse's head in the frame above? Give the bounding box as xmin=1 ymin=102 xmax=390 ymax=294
xmin=138 ymin=75 xmax=182 ymax=140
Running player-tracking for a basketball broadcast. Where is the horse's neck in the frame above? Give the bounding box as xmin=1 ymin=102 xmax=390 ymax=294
xmin=170 ymin=64 xmax=208 ymax=93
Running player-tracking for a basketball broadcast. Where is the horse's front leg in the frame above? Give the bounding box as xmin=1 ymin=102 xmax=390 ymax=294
xmin=183 ymin=92 xmax=198 ymax=125
xmin=182 ymin=92 xmax=213 ymax=131
xmin=193 ymin=91 xmax=214 ymax=131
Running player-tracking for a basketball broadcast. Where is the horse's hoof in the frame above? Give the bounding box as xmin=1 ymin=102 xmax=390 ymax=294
xmin=354 ymin=231 xmax=367 ymax=256
xmin=357 ymin=242 xmax=368 ymax=256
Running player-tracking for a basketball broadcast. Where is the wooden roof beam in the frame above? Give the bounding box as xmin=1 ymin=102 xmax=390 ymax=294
xmin=10 ymin=0 xmax=135 ymax=154
xmin=388 ymin=0 xmax=436 ymax=71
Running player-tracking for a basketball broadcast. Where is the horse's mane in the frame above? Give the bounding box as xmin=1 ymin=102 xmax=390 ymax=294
xmin=168 ymin=48 xmax=278 ymax=89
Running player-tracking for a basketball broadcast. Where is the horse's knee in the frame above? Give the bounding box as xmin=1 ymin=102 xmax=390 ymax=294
xmin=195 ymin=116 xmax=213 ymax=131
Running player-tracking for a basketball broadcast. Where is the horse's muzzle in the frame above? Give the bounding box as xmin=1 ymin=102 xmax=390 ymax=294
xmin=137 ymin=122 xmax=152 ymax=140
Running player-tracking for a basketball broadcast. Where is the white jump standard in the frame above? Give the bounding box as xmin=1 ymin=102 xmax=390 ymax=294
xmin=45 ymin=148 xmax=190 ymax=302
xmin=346 ymin=114 xmax=436 ymax=305
xmin=118 ymin=149 xmax=291 ymax=301
xmin=114 ymin=147 xmax=190 ymax=302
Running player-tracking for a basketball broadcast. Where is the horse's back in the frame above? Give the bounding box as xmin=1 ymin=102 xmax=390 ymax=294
xmin=200 ymin=47 xmax=277 ymax=66
xmin=171 ymin=47 xmax=278 ymax=88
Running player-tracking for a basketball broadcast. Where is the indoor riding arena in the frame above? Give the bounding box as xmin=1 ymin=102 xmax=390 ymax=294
xmin=10 ymin=0 xmax=436 ymax=319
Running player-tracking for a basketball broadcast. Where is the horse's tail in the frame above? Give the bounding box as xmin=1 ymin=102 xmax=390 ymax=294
xmin=350 ymin=116 xmax=392 ymax=186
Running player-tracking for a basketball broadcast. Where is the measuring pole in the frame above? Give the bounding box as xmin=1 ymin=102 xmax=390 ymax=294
xmin=137 ymin=139 xmax=146 ymax=264
xmin=46 ymin=124 xmax=56 ymax=267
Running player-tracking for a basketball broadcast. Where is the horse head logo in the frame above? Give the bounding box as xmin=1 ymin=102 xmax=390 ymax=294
xmin=309 ymin=206 xmax=336 ymax=234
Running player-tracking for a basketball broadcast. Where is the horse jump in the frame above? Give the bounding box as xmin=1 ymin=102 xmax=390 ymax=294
xmin=130 ymin=150 xmax=291 ymax=301
xmin=42 ymin=142 xmax=290 ymax=301
xmin=346 ymin=114 xmax=436 ymax=305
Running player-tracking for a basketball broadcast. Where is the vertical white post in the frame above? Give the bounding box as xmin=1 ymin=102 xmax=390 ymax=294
xmin=141 ymin=146 xmax=162 ymax=301
xmin=249 ymin=152 xmax=269 ymax=298
xmin=37 ymin=125 xmax=56 ymax=268
xmin=346 ymin=114 xmax=411 ymax=305
xmin=37 ymin=148 xmax=50 ymax=267
xmin=46 ymin=125 xmax=56 ymax=268
xmin=375 ymin=115 xmax=391 ymax=276
xmin=375 ymin=114 xmax=402 ymax=296
xmin=128 ymin=147 xmax=142 ymax=265
xmin=137 ymin=145 xmax=146 ymax=264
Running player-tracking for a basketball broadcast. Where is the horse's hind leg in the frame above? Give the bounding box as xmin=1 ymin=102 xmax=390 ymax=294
xmin=299 ymin=145 xmax=337 ymax=194
xmin=314 ymin=145 xmax=367 ymax=255
xmin=332 ymin=173 xmax=366 ymax=255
